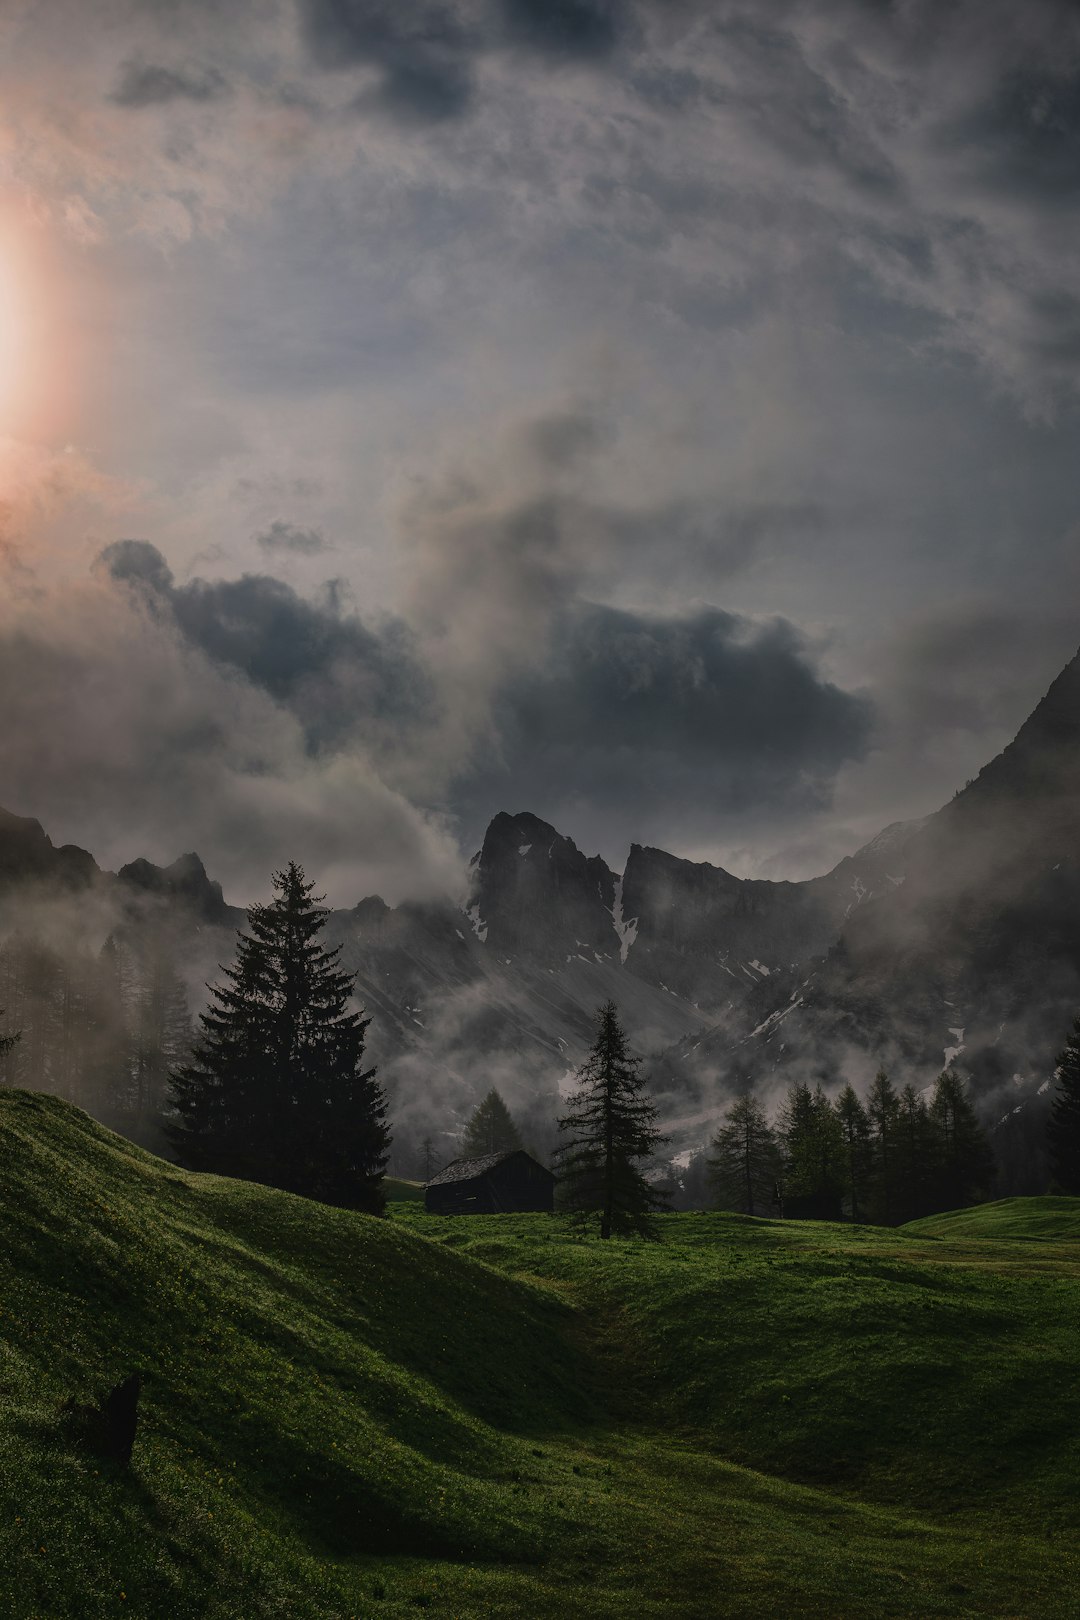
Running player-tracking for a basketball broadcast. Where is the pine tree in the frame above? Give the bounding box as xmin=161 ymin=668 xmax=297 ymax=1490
xmin=835 ymin=1083 xmax=873 ymax=1222
xmin=556 ymin=1001 xmax=667 ymax=1239
xmin=168 ymin=862 xmax=390 ymax=1212
xmin=708 ymin=1089 xmax=781 ymax=1216
xmin=461 ymin=1088 xmax=524 ymax=1158
xmin=928 ymin=1071 xmax=995 ymax=1211
xmin=1047 ymin=1018 xmax=1080 ymax=1193
xmin=866 ymin=1069 xmax=901 ymax=1223
xmin=896 ymin=1083 xmax=934 ymax=1221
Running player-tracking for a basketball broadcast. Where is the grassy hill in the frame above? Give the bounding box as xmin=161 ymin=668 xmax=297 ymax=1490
xmin=902 ymin=1196 xmax=1080 ymax=1242
xmin=1 ymin=1091 xmax=1079 ymax=1618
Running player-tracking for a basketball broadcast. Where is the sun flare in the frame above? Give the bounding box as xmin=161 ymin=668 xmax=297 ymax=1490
xmin=0 ymin=249 xmax=25 ymax=424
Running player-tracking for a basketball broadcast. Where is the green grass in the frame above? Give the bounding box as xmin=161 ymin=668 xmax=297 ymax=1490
xmin=383 ymin=1177 xmax=425 ymax=1203
xmin=902 ymin=1195 xmax=1080 ymax=1242
xmin=1 ymin=1091 xmax=1079 ymax=1618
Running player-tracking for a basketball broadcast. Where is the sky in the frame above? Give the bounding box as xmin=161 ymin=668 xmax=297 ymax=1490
xmin=1 ymin=0 xmax=1079 ymax=905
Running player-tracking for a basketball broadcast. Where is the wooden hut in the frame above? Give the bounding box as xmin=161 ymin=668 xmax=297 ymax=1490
xmin=424 ymin=1150 xmax=555 ymax=1215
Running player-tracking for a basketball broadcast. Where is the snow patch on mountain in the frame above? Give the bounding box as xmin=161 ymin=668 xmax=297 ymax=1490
xmin=747 ymin=998 xmax=803 ymax=1041
xmin=610 ymin=875 xmax=639 ymax=964
xmin=944 ymin=1027 xmax=965 ymax=1066
xmin=465 ymin=903 xmax=488 ymax=944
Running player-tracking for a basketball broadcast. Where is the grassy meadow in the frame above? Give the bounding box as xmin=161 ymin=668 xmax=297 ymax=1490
xmin=1 ymin=1089 xmax=1078 ymax=1618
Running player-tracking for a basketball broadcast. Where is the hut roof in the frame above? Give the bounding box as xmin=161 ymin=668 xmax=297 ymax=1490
xmin=426 ymin=1150 xmax=553 ymax=1187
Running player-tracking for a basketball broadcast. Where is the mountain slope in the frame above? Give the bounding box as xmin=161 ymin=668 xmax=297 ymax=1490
xmin=663 ymin=647 xmax=1080 ymax=1172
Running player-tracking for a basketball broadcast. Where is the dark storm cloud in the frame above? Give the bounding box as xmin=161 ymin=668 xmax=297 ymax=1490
xmin=256 ymin=519 xmax=328 ymax=555
xmin=937 ymin=64 xmax=1080 ymax=201
xmin=109 ymin=59 xmax=229 ymax=107
xmin=455 ymin=601 xmax=873 ymax=838
xmin=99 ymin=537 xmax=176 ymax=596
xmin=297 ymin=0 xmax=630 ymax=123
xmin=97 ymin=541 xmax=435 ymax=758
xmin=298 ymin=0 xmax=476 ymax=122
xmin=497 ymin=0 xmax=623 ymax=60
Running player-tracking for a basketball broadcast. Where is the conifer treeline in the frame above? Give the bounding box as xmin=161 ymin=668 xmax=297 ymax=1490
xmin=0 ymin=929 xmax=192 ymax=1140
xmin=710 ymin=1070 xmax=996 ymax=1225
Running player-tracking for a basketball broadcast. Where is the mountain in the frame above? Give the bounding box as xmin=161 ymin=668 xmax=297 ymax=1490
xmin=0 ymin=807 xmax=99 ymax=896
xmin=462 ymin=808 xmax=923 ymax=1010
xmin=117 ymin=852 xmax=241 ymax=927
xmin=0 ymin=797 xmax=932 ymax=1172
xmin=616 ymin=817 xmax=923 ymax=1010
xmin=661 ymin=649 xmax=1080 ymax=1177
xmin=316 ymin=807 xmax=928 ymax=1169
xmin=1 ymin=642 xmax=1078 ymax=1188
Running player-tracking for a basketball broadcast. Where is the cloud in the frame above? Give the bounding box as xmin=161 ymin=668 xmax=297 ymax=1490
xmin=96 ymin=541 xmax=436 ymax=766
xmin=452 ymin=600 xmax=873 ymax=856
xmin=497 ymin=0 xmax=623 ymax=60
xmin=90 ymin=441 xmax=873 ymax=874
xmin=256 ymin=519 xmax=328 ymax=555
xmin=296 ymin=0 xmax=632 ymax=124
xmin=299 ymin=0 xmax=476 ymax=123
xmin=109 ymin=59 xmax=229 ymax=108
xmin=0 ymin=561 xmax=460 ymax=907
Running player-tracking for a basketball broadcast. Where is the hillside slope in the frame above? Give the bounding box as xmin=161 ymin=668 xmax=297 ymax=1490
xmin=2 ymin=1094 xmax=1080 ymax=1617
xmin=902 ymin=1196 xmax=1080 ymax=1242
xmin=661 ymin=649 xmax=1080 ymax=1173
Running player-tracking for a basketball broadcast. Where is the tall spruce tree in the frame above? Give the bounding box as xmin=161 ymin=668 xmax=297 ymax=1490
xmin=866 ymin=1069 xmax=901 ymax=1223
xmin=928 ymin=1070 xmax=995 ymax=1211
xmin=896 ymin=1083 xmax=934 ymax=1221
xmin=835 ymin=1083 xmax=873 ymax=1222
xmin=461 ymin=1088 xmax=524 ymax=1158
xmin=168 ymin=863 xmax=389 ymax=1212
xmin=556 ymin=1001 xmax=667 ymax=1238
xmin=708 ymin=1089 xmax=781 ymax=1215
xmin=1047 ymin=1017 xmax=1080 ymax=1193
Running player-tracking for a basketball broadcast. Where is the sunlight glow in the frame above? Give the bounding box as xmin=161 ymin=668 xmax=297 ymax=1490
xmin=0 ymin=249 xmax=24 ymax=425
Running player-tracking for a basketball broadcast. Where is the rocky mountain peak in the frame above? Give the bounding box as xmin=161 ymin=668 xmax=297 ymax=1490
xmin=118 ymin=851 xmax=233 ymax=924
xmin=0 ymin=806 xmax=98 ymax=892
xmin=467 ymin=811 xmax=616 ymax=960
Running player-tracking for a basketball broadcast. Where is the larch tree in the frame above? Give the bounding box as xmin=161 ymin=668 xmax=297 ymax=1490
xmin=780 ymin=1081 xmax=845 ymax=1219
xmin=556 ymin=1001 xmax=667 ymax=1239
xmin=168 ymin=862 xmax=390 ymax=1213
xmin=708 ymin=1089 xmax=781 ymax=1216
xmin=1047 ymin=1017 xmax=1080 ymax=1193
xmin=461 ymin=1088 xmax=524 ymax=1158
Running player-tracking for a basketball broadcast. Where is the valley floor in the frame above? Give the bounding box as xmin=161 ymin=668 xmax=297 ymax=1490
xmin=1 ymin=1092 xmax=1078 ymax=1618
